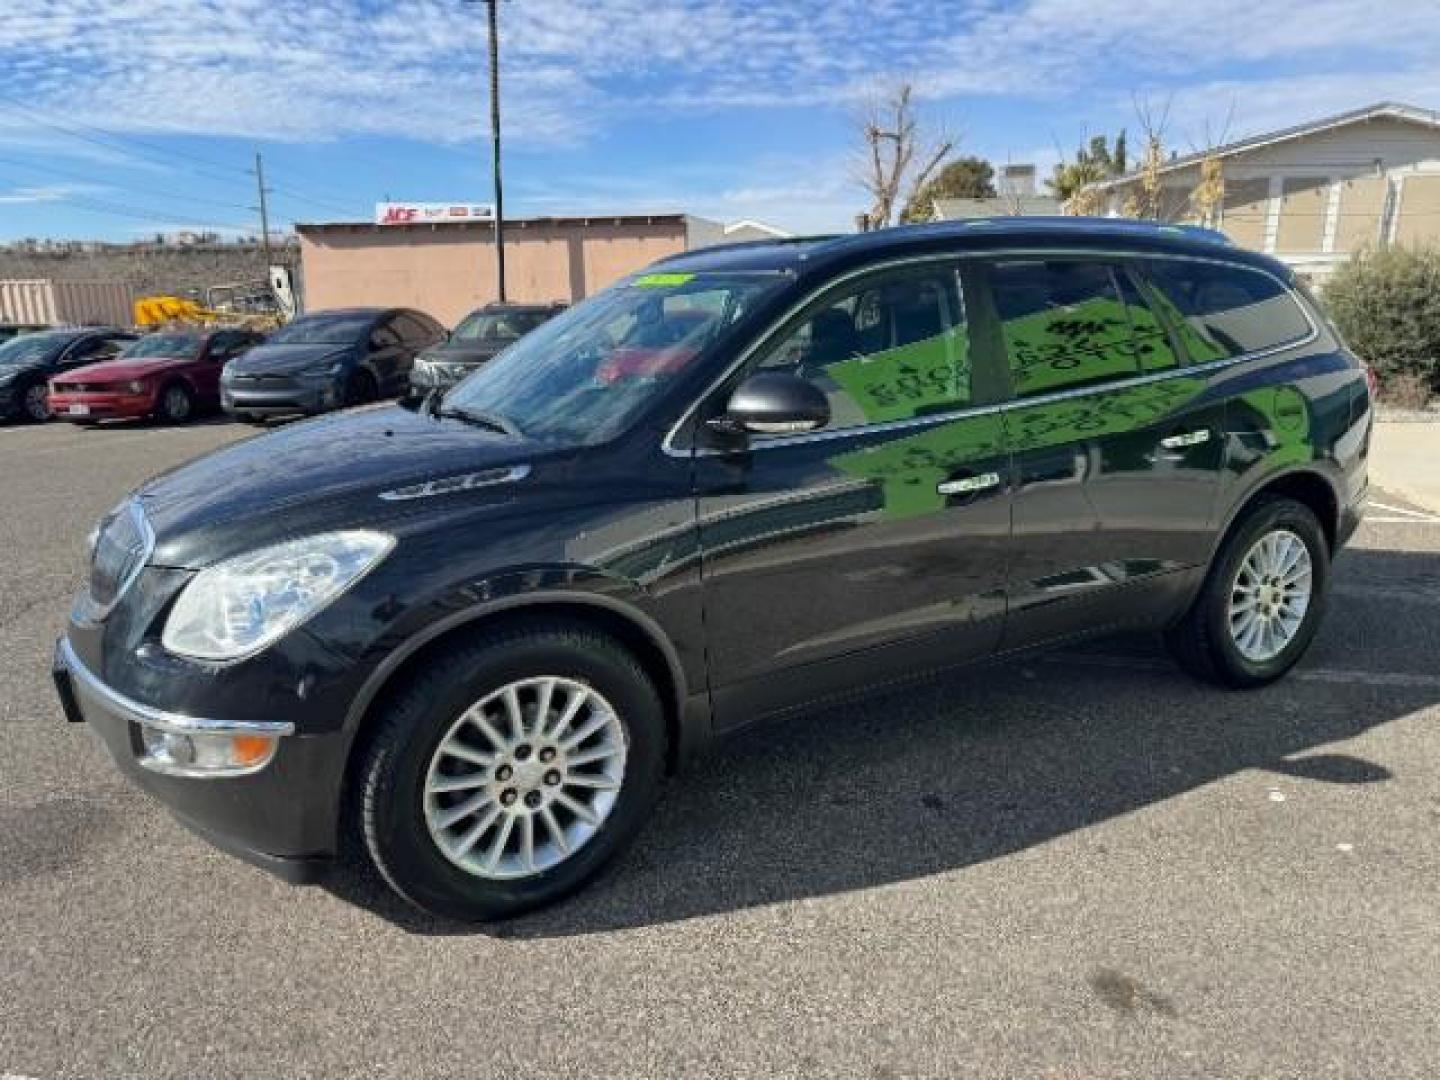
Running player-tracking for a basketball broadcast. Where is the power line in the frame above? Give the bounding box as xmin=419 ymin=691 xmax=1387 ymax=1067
xmin=0 ymin=154 xmax=257 ymax=213
xmin=0 ymin=94 xmax=360 ymax=218
xmin=0 ymin=173 xmax=255 ymax=232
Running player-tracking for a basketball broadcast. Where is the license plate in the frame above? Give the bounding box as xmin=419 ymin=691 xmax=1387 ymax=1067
xmin=68 ymin=403 xmax=90 ymax=416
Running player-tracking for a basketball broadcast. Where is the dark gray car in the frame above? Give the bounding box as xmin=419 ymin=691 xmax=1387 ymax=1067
xmin=408 ymin=302 xmax=565 ymax=396
xmin=0 ymin=328 xmax=135 ymax=422
xmin=221 ymin=307 xmax=444 ymax=421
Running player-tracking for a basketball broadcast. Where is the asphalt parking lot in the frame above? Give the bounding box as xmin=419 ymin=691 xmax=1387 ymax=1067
xmin=2 ymin=417 xmax=1438 ymax=1079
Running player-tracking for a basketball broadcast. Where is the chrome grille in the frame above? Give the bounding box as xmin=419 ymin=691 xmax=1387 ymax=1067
xmin=87 ymin=499 xmax=153 ymax=618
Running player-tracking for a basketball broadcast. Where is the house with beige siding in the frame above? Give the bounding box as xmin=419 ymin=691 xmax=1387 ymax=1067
xmin=1082 ymin=103 xmax=1440 ymax=283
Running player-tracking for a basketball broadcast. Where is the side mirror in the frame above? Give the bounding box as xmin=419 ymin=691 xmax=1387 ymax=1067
xmin=711 ymin=372 xmax=830 ymax=437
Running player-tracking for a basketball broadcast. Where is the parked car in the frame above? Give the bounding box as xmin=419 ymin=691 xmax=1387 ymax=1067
xmin=0 ymin=323 xmax=48 ymax=344
xmin=54 ymin=218 xmax=1372 ymax=921
xmin=49 ymin=328 xmax=265 ymax=424
xmin=0 ymin=327 xmax=135 ymax=422
xmin=221 ymin=307 xmax=444 ymax=421
xmin=408 ymin=302 xmax=565 ymax=396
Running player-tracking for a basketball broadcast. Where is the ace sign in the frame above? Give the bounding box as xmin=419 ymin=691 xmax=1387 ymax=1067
xmin=375 ymin=202 xmax=495 ymax=225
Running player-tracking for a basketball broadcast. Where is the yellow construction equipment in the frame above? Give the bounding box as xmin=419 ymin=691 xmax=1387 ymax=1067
xmin=132 ymin=280 xmax=291 ymax=330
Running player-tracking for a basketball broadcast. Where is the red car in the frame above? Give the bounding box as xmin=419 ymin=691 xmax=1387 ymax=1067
xmin=49 ymin=328 xmax=264 ymax=424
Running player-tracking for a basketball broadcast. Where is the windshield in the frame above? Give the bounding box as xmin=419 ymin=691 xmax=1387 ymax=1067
xmin=443 ymin=272 xmax=783 ymax=444
xmin=265 ymin=312 xmax=374 ymax=345
xmin=123 ymin=333 xmax=203 ymax=359
xmin=0 ymin=333 xmax=71 ymax=366
xmin=450 ymin=309 xmax=549 ymax=345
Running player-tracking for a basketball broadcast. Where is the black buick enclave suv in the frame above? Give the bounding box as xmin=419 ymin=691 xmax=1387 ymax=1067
xmin=55 ymin=218 xmax=1371 ymax=920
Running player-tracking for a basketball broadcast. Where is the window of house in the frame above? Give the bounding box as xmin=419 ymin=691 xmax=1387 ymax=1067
xmin=987 ymin=259 xmax=1142 ymax=397
xmin=1140 ymin=259 xmax=1312 ymax=362
xmin=753 ymin=263 xmax=969 ymax=431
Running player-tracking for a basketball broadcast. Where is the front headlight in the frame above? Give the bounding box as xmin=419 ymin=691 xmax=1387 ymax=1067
xmin=161 ymin=531 xmax=394 ymax=661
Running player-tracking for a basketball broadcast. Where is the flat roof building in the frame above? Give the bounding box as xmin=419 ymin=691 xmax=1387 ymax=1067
xmin=296 ymin=214 xmax=728 ymax=326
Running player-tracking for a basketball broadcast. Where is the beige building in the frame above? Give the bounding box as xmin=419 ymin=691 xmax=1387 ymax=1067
xmin=1084 ymin=102 xmax=1440 ymax=282
xmin=296 ymin=214 xmax=728 ymax=326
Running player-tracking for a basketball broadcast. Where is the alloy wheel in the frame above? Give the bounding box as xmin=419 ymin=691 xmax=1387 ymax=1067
xmin=23 ymin=382 xmax=49 ymax=421
xmin=422 ymin=676 xmax=628 ymax=881
xmin=1227 ymin=528 xmax=1313 ymax=662
xmin=164 ymin=385 xmax=191 ymax=421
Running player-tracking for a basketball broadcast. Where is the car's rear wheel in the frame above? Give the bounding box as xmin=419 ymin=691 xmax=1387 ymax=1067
xmin=21 ymin=381 xmax=50 ymax=422
xmin=342 ymin=370 xmax=377 ymax=409
xmin=1165 ymin=496 xmax=1329 ymax=688
xmin=156 ymin=382 xmax=194 ymax=424
xmin=357 ymin=619 xmax=666 ymax=921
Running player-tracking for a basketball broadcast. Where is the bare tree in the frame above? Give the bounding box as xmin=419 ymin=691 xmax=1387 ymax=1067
xmin=1122 ymin=93 xmax=1174 ymax=220
xmin=1187 ymin=101 xmax=1237 ymax=228
xmin=852 ymin=82 xmax=954 ymax=229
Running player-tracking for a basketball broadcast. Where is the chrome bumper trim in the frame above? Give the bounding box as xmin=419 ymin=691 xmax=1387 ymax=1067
xmin=57 ymin=637 xmax=295 ymax=738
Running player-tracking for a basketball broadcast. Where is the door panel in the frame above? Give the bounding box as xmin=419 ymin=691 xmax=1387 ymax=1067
xmin=981 ymin=257 xmax=1226 ymax=650
xmin=699 ymin=415 xmax=1010 ymax=727
xmin=696 ymin=259 xmax=1012 ymax=730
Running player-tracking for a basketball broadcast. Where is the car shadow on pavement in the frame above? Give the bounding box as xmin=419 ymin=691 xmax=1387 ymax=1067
xmin=323 ymin=545 xmax=1434 ymax=937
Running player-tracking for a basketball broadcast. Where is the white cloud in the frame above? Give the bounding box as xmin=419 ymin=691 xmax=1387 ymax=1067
xmin=3 ymin=0 xmax=1438 ymax=235
xmin=0 ymin=183 xmax=84 ymax=204
xmin=4 ymin=0 xmax=1429 ymax=148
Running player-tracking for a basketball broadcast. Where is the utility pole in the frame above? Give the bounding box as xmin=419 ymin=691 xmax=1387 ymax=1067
xmin=253 ymin=151 xmax=273 ymax=270
xmin=483 ymin=0 xmax=506 ymax=302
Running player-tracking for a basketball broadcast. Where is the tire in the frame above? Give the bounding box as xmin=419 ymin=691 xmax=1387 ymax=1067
xmin=1165 ymin=496 xmax=1329 ymax=688
xmin=357 ymin=619 xmax=666 ymax=921
xmin=156 ymin=382 xmax=195 ymax=424
xmin=20 ymin=380 xmax=50 ymax=422
xmin=342 ymin=370 xmax=377 ymax=409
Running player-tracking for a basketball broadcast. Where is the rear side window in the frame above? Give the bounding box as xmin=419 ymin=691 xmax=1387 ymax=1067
xmin=987 ymin=259 xmax=1143 ymax=398
xmin=1140 ymin=259 xmax=1312 ymax=362
xmin=394 ymin=314 xmax=435 ymax=346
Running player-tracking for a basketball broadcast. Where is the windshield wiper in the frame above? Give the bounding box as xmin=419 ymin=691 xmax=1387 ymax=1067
xmin=435 ymin=403 xmax=525 ymax=439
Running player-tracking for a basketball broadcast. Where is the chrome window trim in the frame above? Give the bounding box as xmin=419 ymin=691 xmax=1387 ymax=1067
xmin=57 ymin=636 xmax=295 ymax=738
xmin=661 ymin=246 xmax=1318 ymax=458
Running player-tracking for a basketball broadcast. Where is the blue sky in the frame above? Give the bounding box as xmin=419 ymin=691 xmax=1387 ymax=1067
xmin=2 ymin=0 xmax=1439 ymax=241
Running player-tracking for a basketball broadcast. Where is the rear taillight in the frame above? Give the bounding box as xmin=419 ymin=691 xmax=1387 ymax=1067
xmin=1362 ymin=363 xmax=1379 ymax=400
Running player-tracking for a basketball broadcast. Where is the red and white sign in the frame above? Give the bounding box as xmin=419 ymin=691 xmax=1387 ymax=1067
xmin=374 ymin=202 xmax=495 ymax=225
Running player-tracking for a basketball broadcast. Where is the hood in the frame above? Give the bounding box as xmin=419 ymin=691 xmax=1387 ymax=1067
xmin=59 ymin=357 xmax=190 ymax=383
xmin=137 ymin=404 xmax=548 ymax=566
xmin=423 ymin=340 xmax=507 ymax=366
xmin=228 ymin=342 xmax=355 ymax=376
xmin=0 ymin=357 xmax=52 ymax=382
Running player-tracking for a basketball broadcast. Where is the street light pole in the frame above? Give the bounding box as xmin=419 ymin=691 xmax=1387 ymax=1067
xmin=484 ymin=0 xmax=506 ymax=303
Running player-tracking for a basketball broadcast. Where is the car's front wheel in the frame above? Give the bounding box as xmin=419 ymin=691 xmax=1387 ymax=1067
xmin=357 ymin=619 xmax=666 ymax=921
xmin=156 ymin=382 xmax=194 ymax=424
xmin=21 ymin=380 xmax=50 ymax=422
xmin=1166 ymin=495 xmax=1330 ymax=688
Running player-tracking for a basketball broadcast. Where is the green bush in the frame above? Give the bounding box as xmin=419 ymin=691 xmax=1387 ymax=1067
xmin=1324 ymin=245 xmax=1440 ymax=398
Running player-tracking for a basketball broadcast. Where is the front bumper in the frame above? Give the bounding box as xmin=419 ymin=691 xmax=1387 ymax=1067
xmin=53 ymin=635 xmax=339 ymax=883
xmin=408 ymin=364 xmax=470 ymax=394
xmin=222 ymin=380 xmax=339 ymax=416
xmin=48 ymin=389 xmax=156 ymax=421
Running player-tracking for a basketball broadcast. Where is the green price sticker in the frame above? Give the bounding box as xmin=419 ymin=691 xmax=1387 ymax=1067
xmin=633 ymin=272 xmax=696 ymax=288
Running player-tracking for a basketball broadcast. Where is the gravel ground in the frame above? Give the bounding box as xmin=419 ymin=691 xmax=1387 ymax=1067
xmin=2 ymin=416 xmax=1438 ymax=1079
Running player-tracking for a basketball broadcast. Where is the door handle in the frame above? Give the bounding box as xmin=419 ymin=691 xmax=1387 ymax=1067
xmin=1159 ymin=429 xmax=1211 ymax=450
xmin=937 ymin=471 xmax=1001 ymax=496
